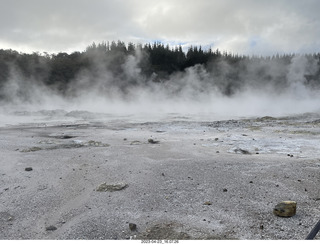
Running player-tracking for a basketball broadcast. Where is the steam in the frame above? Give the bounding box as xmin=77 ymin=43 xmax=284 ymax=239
xmin=1 ymin=49 xmax=320 ymax=125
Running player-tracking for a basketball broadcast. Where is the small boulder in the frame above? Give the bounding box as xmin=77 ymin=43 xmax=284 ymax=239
xmin=25 ymin=167 xmax=33 ymax=171
xmin=45 ymin=225 xmax=57 ymax=231
xmin=129 ymin=223 xmax=137 ymax=231
xmin=96 ymin=182 xmax=128 ymax=192
xmin=234 ymin=148 xmax=251 ymax=155
xmin=273 ymin=201 xmax=296 ymax=217
xmin=148 ymin=139 xmax=160 ymax=144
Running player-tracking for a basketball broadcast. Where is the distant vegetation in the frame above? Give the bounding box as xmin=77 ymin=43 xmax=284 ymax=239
xmin=0 ymin=40 xmax=320 ymax=101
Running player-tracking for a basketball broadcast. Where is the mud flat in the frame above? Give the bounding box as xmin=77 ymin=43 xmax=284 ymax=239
xmin=0 ymin=111 xmax=320 ymax=240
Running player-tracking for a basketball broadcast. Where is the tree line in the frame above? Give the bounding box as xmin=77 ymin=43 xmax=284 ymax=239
xmin=0 ymin=40 xmax=320 ymax=100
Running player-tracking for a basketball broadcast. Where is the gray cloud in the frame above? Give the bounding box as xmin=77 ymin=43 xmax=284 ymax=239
xmin=1 ymin=0 xmax=320 ymax=55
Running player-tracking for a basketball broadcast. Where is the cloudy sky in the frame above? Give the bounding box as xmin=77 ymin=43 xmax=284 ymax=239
xmin=1 ymin=0 xmax=320 ymax=55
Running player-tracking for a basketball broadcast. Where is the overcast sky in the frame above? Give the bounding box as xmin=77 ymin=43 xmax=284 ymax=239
xmin=1 ymin=0 xmax=320 ymax=55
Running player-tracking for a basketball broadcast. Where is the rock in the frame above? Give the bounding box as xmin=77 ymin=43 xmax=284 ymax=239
xmin=223 ymin=188 xmax=228 ymax=192
xmin=45 ymin=225 xmax=57 ymax=231
xmin=234 ymin=148 xmax=251 ymax=155
xmin=273 ymin=201 xmax=296 ymax=217
xmin=87 ymin=140 xmax=110 ymax=147
xmin=204 ymin=201 xmax=212 ymax=205
xmin=25 ymin=167 xmax=33 ymax=171
xmin=21 ymin=147 xmax=42 ymax=152
xmin=148 ymin=139 xmax=160 ymax=144
xmin=58 ymin=135 xmax=74 ymax=139
xmin=96 ymin=182 xmax=128 ymax=192
xmin=129 ymin=223 xmax=137 ymax=231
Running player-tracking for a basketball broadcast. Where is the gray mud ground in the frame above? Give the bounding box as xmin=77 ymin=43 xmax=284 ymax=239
xmin=0 ymin=111 xmax=320 ymax=240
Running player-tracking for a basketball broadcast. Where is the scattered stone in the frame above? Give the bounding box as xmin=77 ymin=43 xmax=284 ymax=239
xmin=223 ymin=188 xmax=228 ymax=192
xmin=25 ymin=167 xmax=33 ymax=171
xmin=216 ymin=151 xmax=220 ymax=153
xmin=21 ymin=147 xmax=42 ymax=152
xmin=204 ymin=201 xmax=212 ymax=205
xmin=148 ymin=139 xmax=160 ymax=144
xmin=273 ymin=201 xmax=296 ymax=217
xmin=249 ymin=181 xmax=253 ymax=183
xmin=87 ymin=140 xmax=110 ymax=147
xmin=129 ymin=223 xmax=137 ymax=231
xmin=96 ymin=182 xmax=128 ymax=192
xmin=161 ymin=173 xmax=165 ymax=176
xmin=234 ymin=148 xmax=251 ymax=155
xmin=45 ymin=225 xmax=57 ymax=231
xmin=58 ymin=135 xmax=75 ymax=139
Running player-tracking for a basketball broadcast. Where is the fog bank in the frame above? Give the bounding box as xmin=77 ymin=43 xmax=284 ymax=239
xmin=1 ymin=49 xmax=320 ymax=125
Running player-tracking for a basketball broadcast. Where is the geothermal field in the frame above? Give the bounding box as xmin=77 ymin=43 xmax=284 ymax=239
xmin=1 ymin=47 xmax=320 ymax=240
xmin=1 ymin=0 xmax=320 ymax=240
xmin=0 ymin=108 xmax=320 ymax=240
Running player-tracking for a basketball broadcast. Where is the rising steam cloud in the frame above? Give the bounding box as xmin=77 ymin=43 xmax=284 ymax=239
xmin=1 ymin=48 xmax=320 ymax=123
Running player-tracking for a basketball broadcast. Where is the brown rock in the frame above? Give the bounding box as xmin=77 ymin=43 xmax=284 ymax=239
xmin=273 ymin=201 xmax=296 ymax=217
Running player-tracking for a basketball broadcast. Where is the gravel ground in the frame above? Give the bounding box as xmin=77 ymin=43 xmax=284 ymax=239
xmin=0 ymin=112 xmax=320 ymax=240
